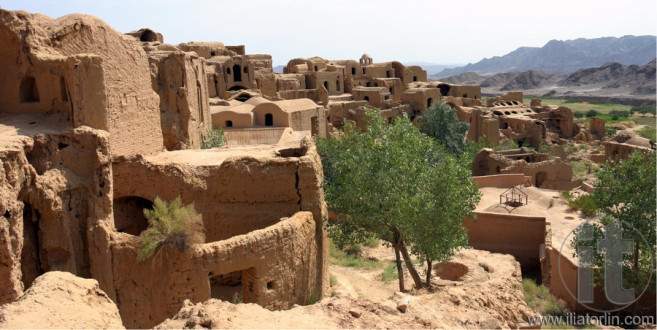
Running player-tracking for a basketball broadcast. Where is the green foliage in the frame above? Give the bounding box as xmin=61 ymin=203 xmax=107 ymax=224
xmin=574 ymin=111 xmax=585 ymax=118
xmin=137 ymin=197 xmax=204 ymax=262
xmin=201 ymin=127 xmax=225 ymax=149
xmin=317 ymin=110 xmax=480 ymax=287
xmin=637 ymin=125 xmax=656 ymax=141
xmin=609 ymin=109 xmax=630 ymax=120
xmin=585 ymin=109 xmax=599 ymax=118
xmin=329 ymin=240 xmax=381 ymax=268
xmin=560 ymin=191 xmax=598 ymax=216
xmin=418 ymin=101 xmax=470 ymax=155
xmin=380 ymin=263 xmax=398 ymax=283
xmin=330 ymin=274 xmax=338 ymax=287
xmin=604 ymin=125 xmax=617 ymax=137
xmin=572 ymin=150 xmax=657 ymax=290
xmin=631 ymin=105 xmax=657 ymax=117
xmin=522 ymin=279 xmax=570 ymax=319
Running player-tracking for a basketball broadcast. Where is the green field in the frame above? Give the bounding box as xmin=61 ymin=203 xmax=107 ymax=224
xmin=521 ymin=97 xmax=633 ymax=114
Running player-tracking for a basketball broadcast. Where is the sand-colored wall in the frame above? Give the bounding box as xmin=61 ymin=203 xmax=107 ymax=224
xmin=0 ymin=124 xmax=114 ymax=305
xmin=223 ymin=128 xmax=287 ymax=146
xmin=465 ymin=212 xmax=546 ymax=269
xmin=473 ymin=174 xmax=531 ymax=188
xmin=148 ymin=50 xmax=211 ymax=150
xmin=111 ymin=211 xmax=318 ymax=328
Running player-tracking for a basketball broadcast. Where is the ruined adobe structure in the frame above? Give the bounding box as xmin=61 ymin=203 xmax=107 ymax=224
xmin=473 ymin=147 xmax=581 ymax=190
xmin=0 ymin=10 xmax=328 ymax=328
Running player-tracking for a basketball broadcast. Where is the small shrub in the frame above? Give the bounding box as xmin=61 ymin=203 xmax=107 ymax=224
xmin=363 ymin=236 xmax=380 ymax=248
xmin=574 ymin=111 xmax=585 ymax=118
xmin=637 ymin=125 xmax=656 ymax=141
xmin=330 ymin=274 xmax=338 ymax=287
xmin=585 ymin=109 xmax=599 ymax=118
xmin=201 ymin=127 xmax=225 ymax=149
xmin=380 ymin=262 xmax=398 ymax=283
xmin=329 ymin=240 xmax=381 ymax=268
xmin=578 ymin=195 xmax=598 ymax=217
xmin=137 ymin=197 xmax=204 ymax=262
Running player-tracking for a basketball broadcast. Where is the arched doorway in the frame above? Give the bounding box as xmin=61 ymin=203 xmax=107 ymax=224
xmin=265 ymin=113 xmax=273 ymax=126
xmin=113 ymin=196 xmax=153 ymax=236
xmin=225 ymin=120 xmax=233 ymax=127
xmin=427 ymin=98 xmax=433 ymax=108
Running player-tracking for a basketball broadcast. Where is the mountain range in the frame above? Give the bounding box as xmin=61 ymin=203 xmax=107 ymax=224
xmin=439 ymin=59 xmax=656 ymax=98
xmin=435 ymin=35 xmax=656 ymax=78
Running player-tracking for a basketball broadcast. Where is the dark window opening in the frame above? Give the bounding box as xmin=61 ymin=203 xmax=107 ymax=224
xmin=267 ymin=281 xmax=276 ymax=290
xmin=463 ymin=94 xmax=467 ymax=98
xmin=366 ymin=82 xmax=371 ymax=87
xmin=363 ymin=96 xmax=370 ymax=102
xmin=210 ymin=51 xmax=216 ymax=56
xmin=336 ymin=80 xmax=340 ymax=91
xmin=210 ymin=270 xmax=244 ymax=302
xmin=233 ymin=65 xmax=242 ymax=82
xmin=386 ymin=71 xmax=391 ymax=78
xmin=20 ymin=76 xmax=40 ymax=103
xmin=362 ymin=68 xmax=366 ymax=74
xmin=438 ymin=84 xmax=451 ymax=97
xmin=139 ymin=30 xmax=158 ymax=42
xmin=243 ymin=66 xmax=248 ymax=74
xmin=59 ymin=77 xmax=68 ymax=102
xmin=517 ymin=140 xmax=525 ymax=147
xmin=502 ymin=122 xmax=509 ymax=129
xmin=385 ymin=95 xmax=389 ymax=100
xmin=413 ymin=76 xmax=417 ymax=82
xmin=113 ymin=196 xmax=153 ymax=236
xmin=427 ymin=98 xmax=433 ymax=108
xmin=351 ymin=67 xmax=356 ymax=75
xmin=323 ymin=81 xmax=329 ymax=90
xmin=227 ymin=68 xmax=231 ymax=74
xmin=225 ymin=120 xmax=233 ymax=127
xmin=374 ymin=83 xmax=378 ymax=87
xmin=265 ymin=113 xmax=273 ymax=126
xmin=314 ymin=65 xmax=318 ymax=71
xmin=496 ymin=166 xmax=501 ymax=173
xmin=389 ymin=87 xmax=394 ymax=95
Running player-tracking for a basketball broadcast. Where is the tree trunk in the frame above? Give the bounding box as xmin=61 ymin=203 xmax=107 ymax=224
xmin=396 ymin=231 xmax=423 ymax=289
xmin=394 ymin=244 xmax=405 ymax=292
xmin=426 ymin=259 xmax=432 ymax=287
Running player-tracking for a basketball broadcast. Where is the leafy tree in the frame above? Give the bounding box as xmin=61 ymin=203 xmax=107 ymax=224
xmin=418 ymin=101 xmax=470 ymax=155
xmin=572 ymin=150 xmax=656 ymax=291
xmin=585 ymin=109 xmax=599 ymax=118
xmin=317 ymin=110 xmax=480 ymax=290
xmin=138 ymin=197 xmax=205 ymax=262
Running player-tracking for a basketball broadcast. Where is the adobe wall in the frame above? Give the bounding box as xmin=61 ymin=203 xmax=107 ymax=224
xmin=223 ymin=127 xmax=287 ymax=146
xmin=0 ymin=10 xmax=164 ymax=157
xmin=148 ymin=50 xmax=211 ymax=150
xmin=472 ymin=174 xmax=531 ymax=188
xmin=111 ymin=211 xmax=318 ymax=328
xmin=464 ymin=211 xmax=546 ymax=270
xmin=0 ymin=122 xmax=114 ymax=304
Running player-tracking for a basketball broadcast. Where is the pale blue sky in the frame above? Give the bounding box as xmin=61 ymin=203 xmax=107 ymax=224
xmin=1 ymin=0 xmax=655 ymax=66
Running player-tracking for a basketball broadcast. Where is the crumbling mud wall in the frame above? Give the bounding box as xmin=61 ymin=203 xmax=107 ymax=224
xmin=147 ymin=50 xmax=211 ymax=150
xmin=111 ymin=212 xmax=317 ymax=328
xmin=110 ymin=138 xmax=328 ymax=327
xmin=0 ymin=122 xmax=114 ymax=304
xmin=0 ymin=10 xmax=164 ymax=156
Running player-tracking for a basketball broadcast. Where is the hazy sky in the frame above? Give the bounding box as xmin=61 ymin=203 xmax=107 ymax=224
xmin=2 ymin=0 xmax=656 ymax=66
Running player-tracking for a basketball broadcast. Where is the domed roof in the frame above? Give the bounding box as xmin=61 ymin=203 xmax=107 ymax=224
xmin=360 ymin=53 xmax=372 ymax=60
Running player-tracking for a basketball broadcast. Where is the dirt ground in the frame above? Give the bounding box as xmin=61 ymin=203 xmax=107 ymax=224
xmin=158 ymin=248 xmax=536 ymax=329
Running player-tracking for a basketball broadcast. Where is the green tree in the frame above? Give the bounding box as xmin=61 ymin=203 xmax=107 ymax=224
xmin=572 ymin=150 xmax=656 ymax=291
xmin=317 ymin=110 xmax=480 ymax=290
xmin=585 ymin=109 xmax=599 ymax=118
xmin=138 ymin=197 xmax=205 ymax=262
xmin=418 ymin=101 xmax=470 ymax=155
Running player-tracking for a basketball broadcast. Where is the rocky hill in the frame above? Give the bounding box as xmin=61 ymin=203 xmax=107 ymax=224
xmin=438 ymin=59 xmax=656 ymax=98
xmin=435 ymin=35 xmax=656 ymax=77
